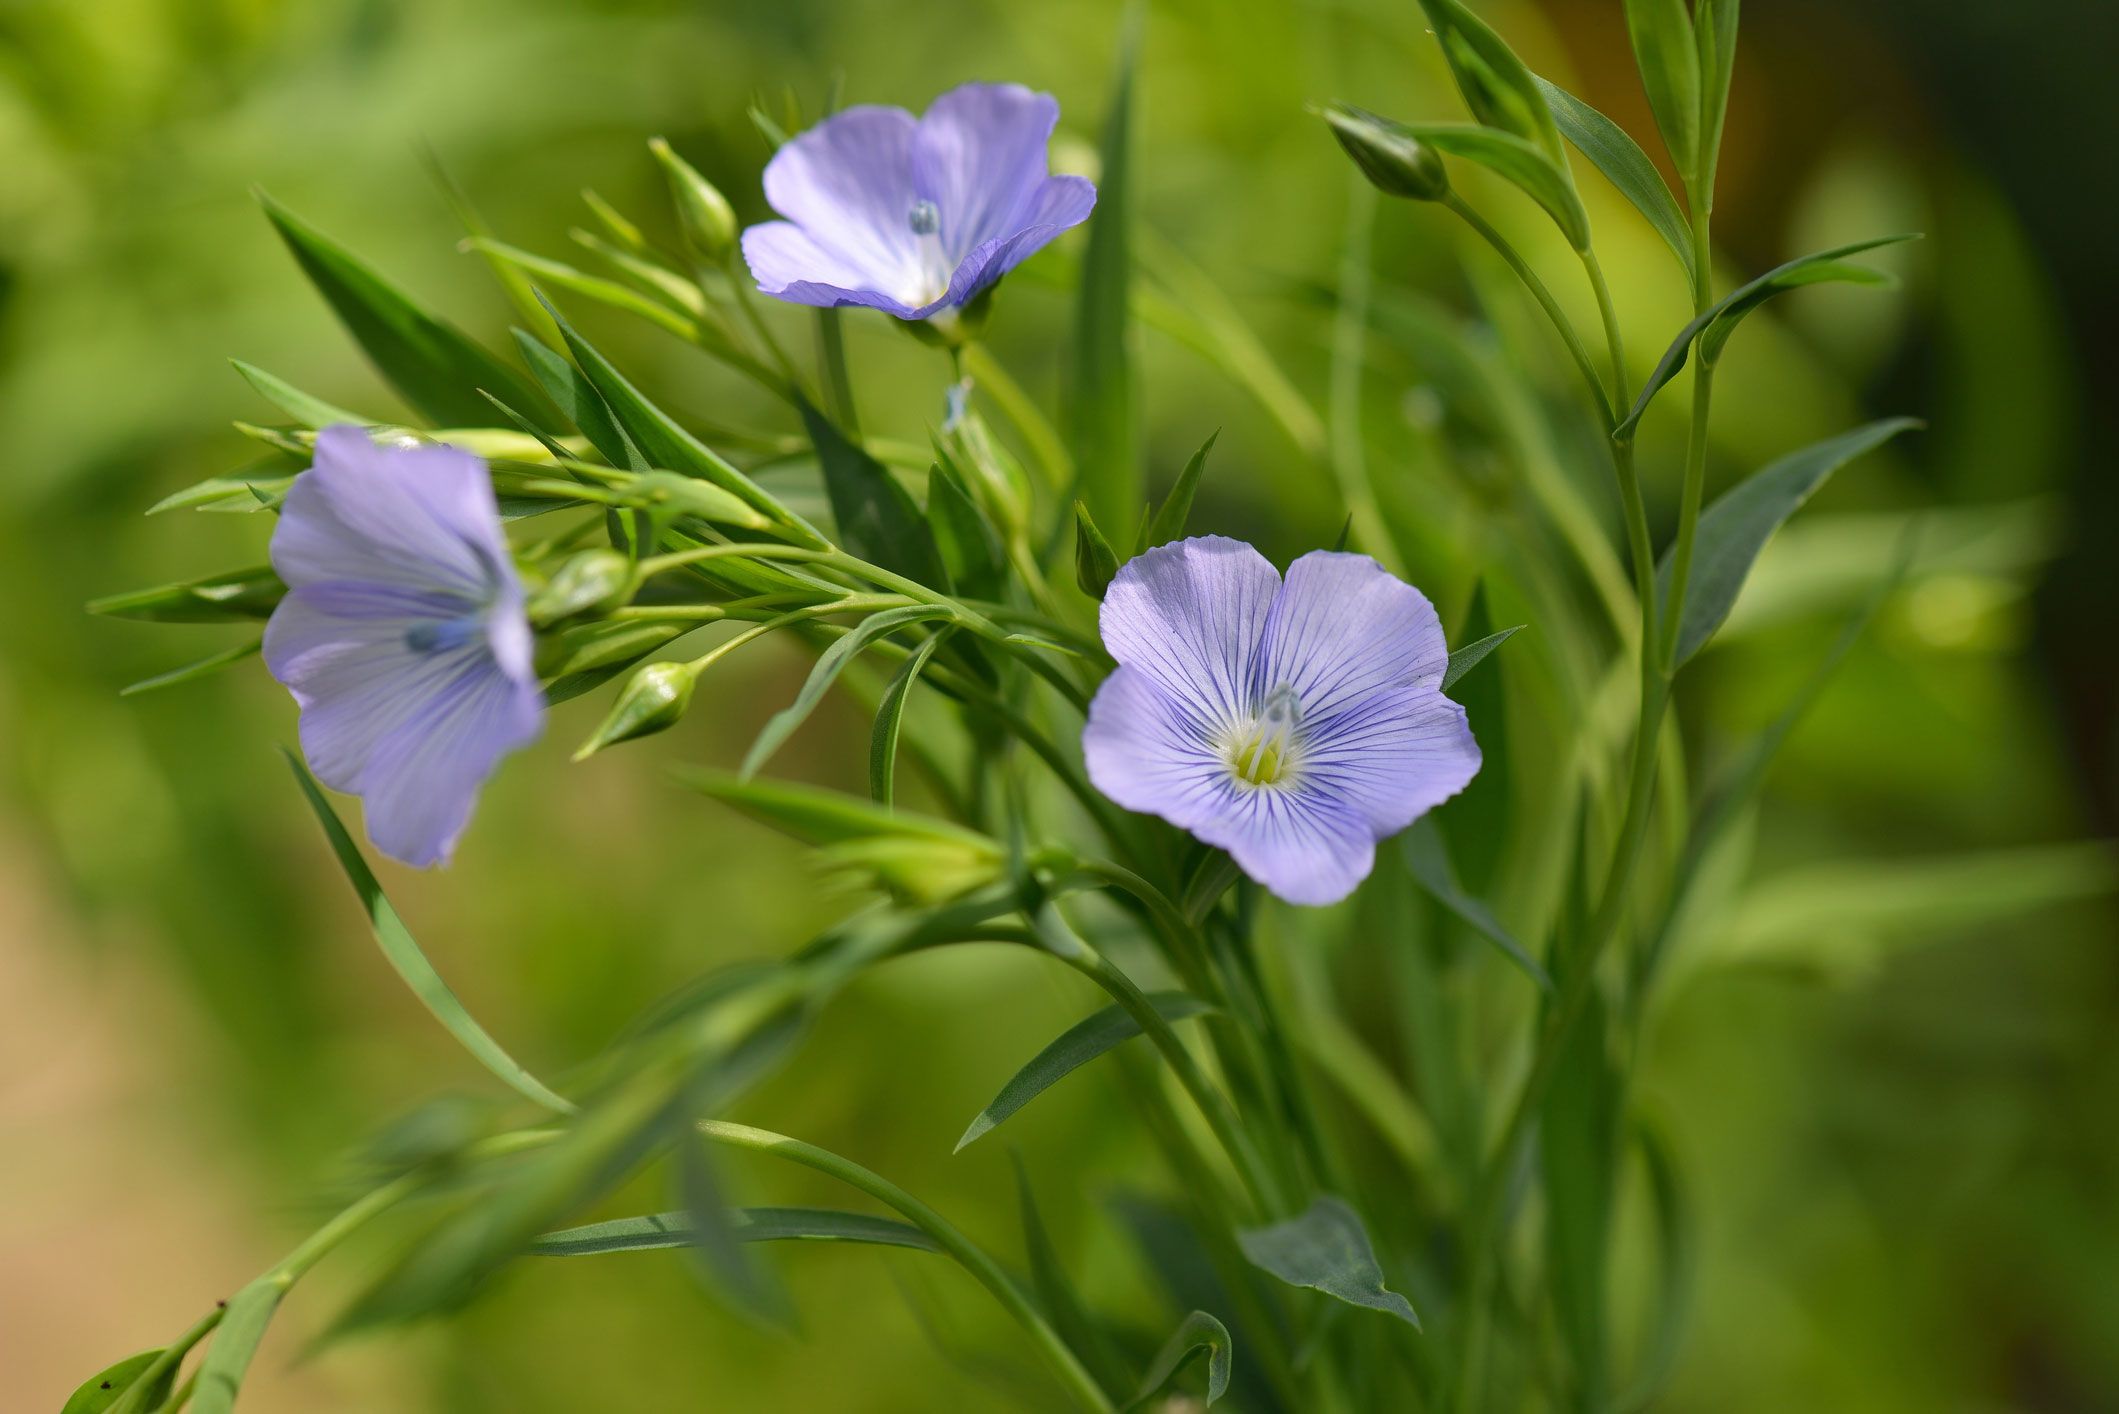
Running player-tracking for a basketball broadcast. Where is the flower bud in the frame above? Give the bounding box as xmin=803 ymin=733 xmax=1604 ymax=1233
xmin=1073 ymin=500 xmax=1120 ymax=599
xmin=1324 ymin=106 xmax=1450 ymax=202
xmin=527 ymin=549 xmax=635 ymax=627
xmin=649 ymin=137 xmax=738 ymax=262
xmin=576 ymin=658 xmax=700 ymax=760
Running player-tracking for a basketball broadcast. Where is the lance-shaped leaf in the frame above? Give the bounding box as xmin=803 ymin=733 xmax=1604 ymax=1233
xmin=1125 ymin=1310 xmax=1232 ymax=1410
xmin=1416 ymin=0 xmax=1567 ymax=162
xmin=467 ymin=238 xmax=700 ymax=341
xmin=743 ymin=605 xmax=956 ymax=779
xmin=188 ymin=1279 xmax=286 ymax=1414
xmin=120 ymin=638 xmax=262 ymax=698
xmin=1142 ymin=428 xmax=1218 ymax=549
xmin=1624 ymin=0 xmax=1702 ymax=176
xmin=1536 ymin=79 xmax=1694 ymax=281
xmin=542 ymin=300 xmax=814 ymax=534
xmin=1389 ymin=121 xmax=1589 ymax=251
xmin=1072 ymin=500 xmax=1121 ymax=599
xmin=1655 ymin=418 xmax=1920 ymax=665
xmin=257 ymin=193 xmax=563 ymax=433
xmin=925 ymin=463 xmax=1005 ymax=599
xmin=1402 ymin=817 xmax=1552 ymax=992
xmin=1013 ymin=1159 xmax=1130 ymax=1400
xmin=956 ymin=991 xmax=1215 ymax=1151
xmin=1697 ymin=0 xmax=1742 ymax=193
xmin=512 ymin=329 xmax=643 ymax=471
xmin=63 ymin=1350 xmax=175 ymax=1414
xmin=1068 ymin=11 xmax=1141 ymax=535
xmin=871 ymin=628 xmax=950 ymax=807
xmin=531 ymin=1207 xmax=943 ymax=1256
xmin=1619 ymin=1119 xmax=1699 ymax=1412
xmin=229 ymin=360 xmax=369 ymax=429
xmin=89 ymin=566 xmax=284 ymax=623
xmin=285 ymin=754 xmax=574 ymax=1114
xmin=799 ymin=399 xmax=946 ymax=585
xmin=1618 ymin=236 xmax=1917 ymax=437
xmin=1442 ymin=623 xmax=1522 ymax=693
xmin=1237 ymin=1195 xmax=1420 ymax=1327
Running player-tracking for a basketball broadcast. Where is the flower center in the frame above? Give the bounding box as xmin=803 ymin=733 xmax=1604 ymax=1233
xmin=403 ymin=613 xmax=484 ymax=656
xmin=1224 ymin=686 xmax=1302 ymax=788
xmin=906 ymin=198 xmax=953 ymax=308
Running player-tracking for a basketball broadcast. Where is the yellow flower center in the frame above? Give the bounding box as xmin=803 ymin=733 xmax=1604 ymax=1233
xmin=1224 ymin=686 xmax=1301 ymax=788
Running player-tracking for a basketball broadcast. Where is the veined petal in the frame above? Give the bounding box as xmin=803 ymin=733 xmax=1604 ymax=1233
xmin=360 ymin=658 xmax=544 ymax=867
xmin=1257 ymin=551 xmax=1451 ymax=716
xmin=912 ymin=83 xmax=1062 ymax=260
xmin=271 ymin=426 xmax=508 ymax=600
xmin=741 ymin=221 xmax=927 ymax=318
xmin=1099 ymin=536 xmax=1280 ymax=730
xmin=932 ymin=176 xmax=1099 ymax=311
xmin=1297 ymin=685 xmax=1480 ymax=839
xmin=760 ymin=104 xmax=923 ymax=299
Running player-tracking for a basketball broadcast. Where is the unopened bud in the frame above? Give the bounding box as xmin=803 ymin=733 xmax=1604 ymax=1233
xmin=649 ymin=137 xmax=738 ymax=261
xmin=528 ymin=549 xmax=635 ymax=626
xmin=576 ymin=658 xmax=699 ymax=760
xmin=1324 ymin=106 xmax=1450 ymax=202
xmin=1072 ymin=501 xmax=1120 ymax=599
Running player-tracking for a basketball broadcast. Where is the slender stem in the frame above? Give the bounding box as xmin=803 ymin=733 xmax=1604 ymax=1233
xmin=1443 ymin=193 xmax=1616 ymax=429
xmin=1581 ymin=248 xmax=1629 ymax=410
xmin=815 ymin=309 xmax=861 ymax=436
xmin=719 ymin=256 xmax=806 ymax=392
xmin=1329 ymin=176 xmax=1401 ymax=574
xmin=964 ymin=343 xmax=1073 ymax=490
xmin=1659 ymin=210 xmax=1719 ymax=670
xmin=698 ymin=1120 xmax=1113 ymax=1413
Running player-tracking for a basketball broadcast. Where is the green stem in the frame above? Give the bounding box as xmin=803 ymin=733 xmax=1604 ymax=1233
xmin=964 ymin=343 xmax=1073 ymax=490
xmin=1659 ymin=210 xmax=1718 ymax=671
xmin=1443 ymin=193 xmax=1616 ymax=429
xmin=1581 ymin=248 xmax=1629 ymax=409
xmin=698 ymin=1120 xmax=1113 ymax=1413
xmin=1330 ymin=176 xmax=1401 ymax=574
xmin=815 ymin=309 xmax=861 ymax=437
xmin=719 ymin=256 xmax=807 ymax=394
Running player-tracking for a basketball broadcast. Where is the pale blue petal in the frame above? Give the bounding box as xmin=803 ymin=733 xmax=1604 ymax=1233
xmin=912 ymin=83 xmax=1061 ymax=259
xmin=741 ymin=221 xmax=927 ymax=318
xmin=1097 ymin=536 xmax=1280 ymax=730
xmin=759 ymin=104 xmax=922 ymax=299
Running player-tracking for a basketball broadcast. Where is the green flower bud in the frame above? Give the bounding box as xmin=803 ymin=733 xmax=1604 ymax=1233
xmin=527 ymin=549 xmax=636 ymax=627
xmin=648 ymin=136 xmax=738 ymax=262
xmin=1073 ymin=500 xmax=1121 ymax=599
xmin=576 ymin=658 xmax=700 ymax=760
xmin=1324 ymin=106 xmax=1450 ymax=202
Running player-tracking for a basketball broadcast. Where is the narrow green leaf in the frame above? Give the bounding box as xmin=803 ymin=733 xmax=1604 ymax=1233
xmin=512 ymin=329 xmax=643 ymax=471
xmin=1394 ymin=121 xmax=1591 ymax=251
xmin=188 ymin=1279 xmax=285 ymax=1414
xmin=678 ymin=770 xmax=999 ymax=854
xmin=148 ymin=470 xmax=297 ymax=516
xmin=1623 ymin=0 xmax=1702 ymax=175
xmin=120 ymin=638 xmax=262 ymax=697
xmin=925 ymin=464 xmax=1005 ymax=599
xmin=423 ymin=144 xmax=565 ymax=351
xmin=674 ymin=1129 xmax=796 ymax=1328
xmin=1542 ymin=987 xmax=1621 ymax=1398
xmin=743 ymin=606 xmax=954 ymax=779
xmin=798 ymin=399 xmax=946 ymax=584
xmin=63 ymin=1350 xmax=174 ymax=1414
xmin=1655 ymin=418 xmax=1919 ymax=665
xmin=871 ymin=629 xmax=950 ymax=806
xmin=1143 ymin=428 xmax=1218 ymax=548
xmin=1535 ymin=79 xmax=1694 ymax=280
xmin=89 ymin=567 xmax=283 ymax=623
xmin=532 ymin=1206 xmax=942 ymax=1256
xmin=229 ymin=360 xmax=368 ymax=429
xmin=542 ymin=300 xmax=811 ymax=532
xmin=1068 ymin=11 xmax=1141 ymax=535
xmin=1618 ymin=236 xmax=1917 ymax=436
xmin=467 ymin=238 xmax=700 ymax=341
xmin=1237 ymin=1195 xmax=1420 ymax=1327
xmin=1072 ymin=500 xmax=1121 ymax=599
xmin=1402 ymin=817 xmax=1553 ymax=991
xmin=955 ymin=992 xmax=1214 ymax=1151
xmin=1125 ymin=1310 xmax=1232 ymax=1410
xmin=1697 ymin=0 xmax=1741 ymax=196
xmin=283 ymin=754 xmax=575 ymax=1114
xmin=1415 ymin=0 xmax=1568 ymax=162
xmin=257 ymin=192 xmax=562 ymax=433
xmin=1442 ymin=623 xmax=1523 ymax=693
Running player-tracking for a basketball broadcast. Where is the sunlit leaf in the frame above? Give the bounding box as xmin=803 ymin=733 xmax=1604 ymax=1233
xmin=1536 ymin=79 xmax=1694 ymax=280
xmin=1656 ymin=418 xmax=1920 ymax=665
xmin=257 ymin=192 xmax=562 ymax=433
xmin=743 ymin=605 xmax=954 ymax=779
xmin=871 ymin=628 xmax=950 ymax=806
xmin=62 ymin=1350 xmax=174 ymax=1414
xmin=1392 ymin=121 xmax=1590 ymax=251
xmin=229 ymin=359 xmax=368 ymax=429
xmin=1236 ymin=1195 xmax=1419 ymax=1327
xmin=1623 ymin=0 xmax=1702 ymax=175
xmin=1415 ymin=0 xmax=1567 ymax=162
xmin=1442 ymin=623 xmax=1523 ymax=693
xmin=955 ymin=991 xmax=1214 ymax=1152
xmin=284 ymin=754 xmax=574 ymax=1114
xmin=531 ymin=1207 xmax=942 ymax=1256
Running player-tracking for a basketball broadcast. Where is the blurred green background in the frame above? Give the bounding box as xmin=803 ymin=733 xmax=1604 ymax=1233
xmin=3 ymin=0 xmax=2115 ymax=1409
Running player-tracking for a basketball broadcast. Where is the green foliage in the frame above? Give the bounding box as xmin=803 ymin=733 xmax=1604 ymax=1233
xmin=1237 ymin=1197 xmax=1420 ymax=1328
xmin=956 ymin=992 xmax=1215 ymax=1151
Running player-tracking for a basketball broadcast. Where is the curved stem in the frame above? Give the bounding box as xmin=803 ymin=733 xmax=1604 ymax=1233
xmin=1443 ymin=193 xmax=1616 ymax=429
xmin=698 ymin=1120 xmax=1113 ymax=1413
xmin=1330 ymin=176 xmax=1401 ymax=574
xmin=1659 ymin=210 xmax=1719 ymax=672
xmin=1581 ymin=248 xmax=1630 ymax=410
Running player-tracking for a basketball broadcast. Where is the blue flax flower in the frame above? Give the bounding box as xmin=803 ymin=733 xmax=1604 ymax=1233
xmin=1084 ymin=537 xmax=1482 ymax=906
xmin=263 ymin=427 xmax=543 ymax=867
xmin=741 ymin=82 xmax=1096 ymax=320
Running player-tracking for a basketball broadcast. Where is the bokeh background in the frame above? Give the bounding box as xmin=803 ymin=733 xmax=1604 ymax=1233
xmin=3 ymin=0 xmax=2115 ymax=1409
